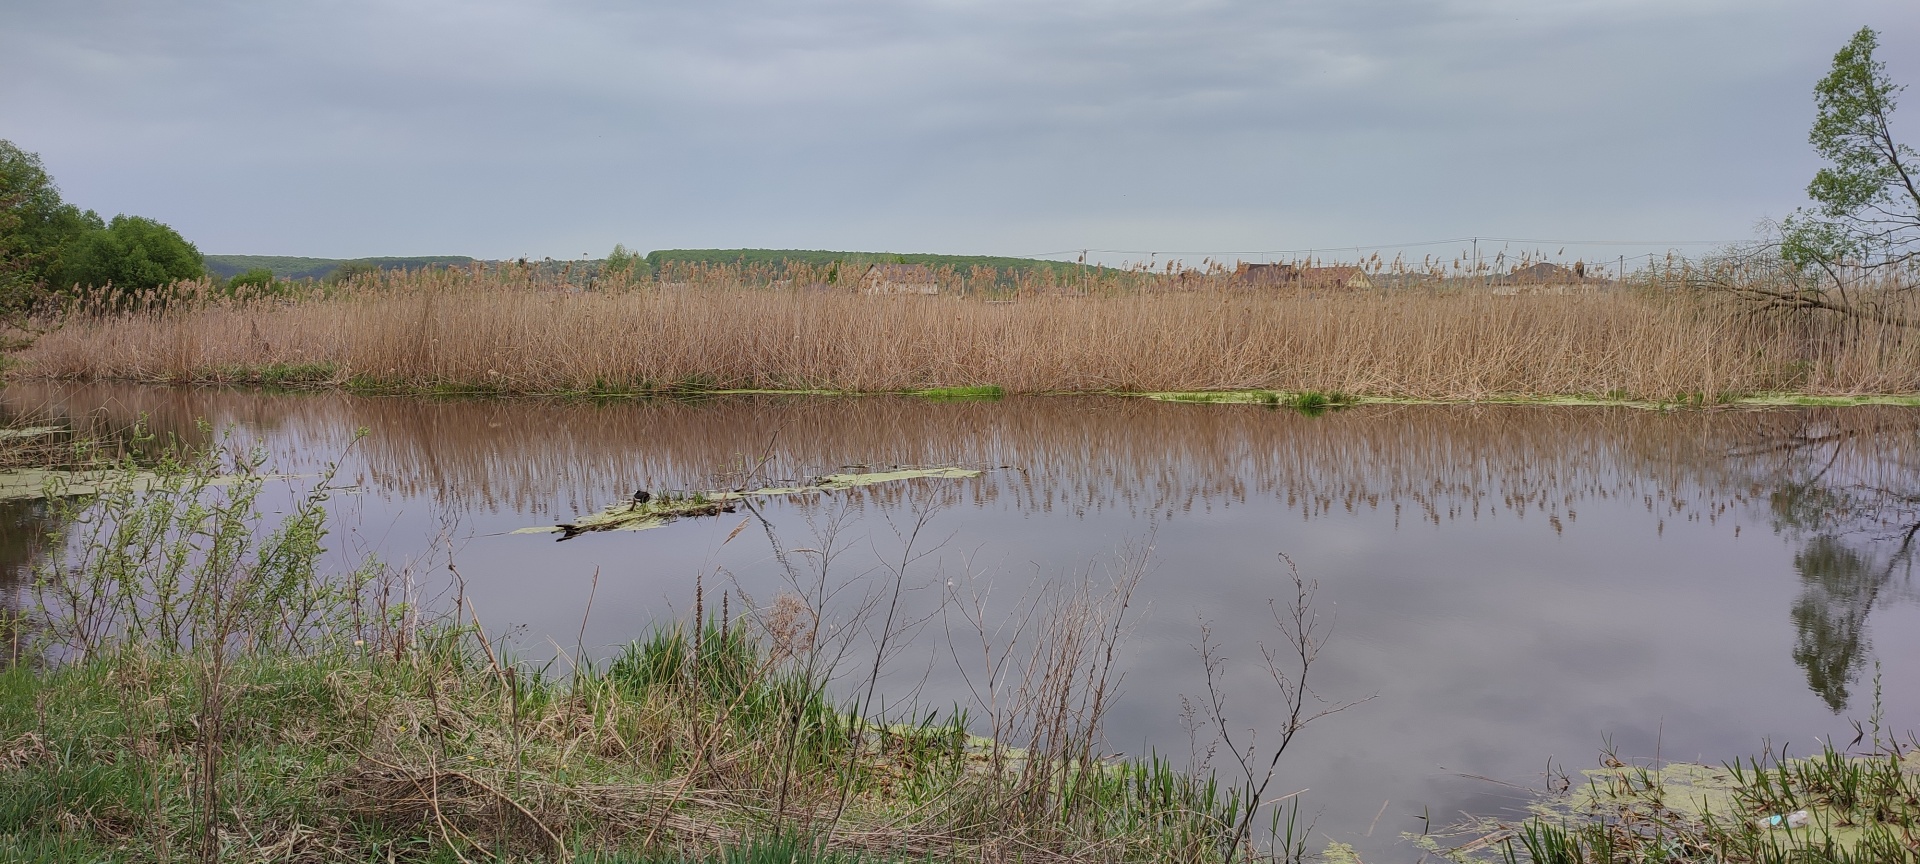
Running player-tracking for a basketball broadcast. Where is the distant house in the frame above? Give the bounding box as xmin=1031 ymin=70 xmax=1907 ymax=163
xmin=860 ymin=264 xmax=939 ymax=295
xmin=1234 ymin=262 xmax=1376 ymax=290
xmin=1236 ymin=262 xmax=1299 ymax=285
xmin=1506 ymin=263 xmax=1580 ymax=284
xmin=1296 ymin=266 xmax=1373 ymax=290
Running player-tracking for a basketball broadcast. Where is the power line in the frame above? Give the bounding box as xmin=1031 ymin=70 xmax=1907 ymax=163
xmin=1019 ymin=236 xmax=1743 ymax=260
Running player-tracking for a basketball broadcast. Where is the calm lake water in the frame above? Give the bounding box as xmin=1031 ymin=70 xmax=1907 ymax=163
xmin=5 ymin=382 xmax=1917 ymax=860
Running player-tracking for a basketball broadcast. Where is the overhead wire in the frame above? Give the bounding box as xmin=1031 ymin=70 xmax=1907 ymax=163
xmin=1017 ymin=235 xmax=1743 ymax=260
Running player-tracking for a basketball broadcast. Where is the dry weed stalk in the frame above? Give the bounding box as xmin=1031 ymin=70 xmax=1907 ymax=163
xmin=20 ymin=267 xmax=1920 ymax=399
xmin=942 ymin=541 xmax=1151 ymax=844
xmin=1194 ymin=554 xmax=1372 ymax=863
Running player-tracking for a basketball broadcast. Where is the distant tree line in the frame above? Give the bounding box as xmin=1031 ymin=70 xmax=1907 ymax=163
xmin=0 ymin=140 xmax=203 ymax=310
xmin=202 ymin=255 xmax=477 ymax=283
xmin=632 ymin=247 xmax=1098 ymax=280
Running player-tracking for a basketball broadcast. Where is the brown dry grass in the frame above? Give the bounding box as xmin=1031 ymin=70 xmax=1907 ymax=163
xmin=14 ymin=268 xmax=1920 ymax=399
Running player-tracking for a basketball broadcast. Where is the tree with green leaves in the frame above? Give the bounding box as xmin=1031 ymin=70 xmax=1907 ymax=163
xmin=1698 ymin=28 xmax=1918 ymax=327
xmin=601 ymin=243 xmax=646 ymax=283
xmin=225 ymin=268 xmax=276 ymax=295
xmin=0 ymin=140 xmax=104 ymax=308
xmin=1783 ymin=27 xmax=1919 ymax=280
xmin=48 ymin=215 xmax=204 ymax=295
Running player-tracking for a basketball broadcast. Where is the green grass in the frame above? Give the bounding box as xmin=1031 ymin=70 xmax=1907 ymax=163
xmin=909 ymin=385 xmax=1005 ymax=401
xmin=0 ymin=628 xmax=1240 ymax=862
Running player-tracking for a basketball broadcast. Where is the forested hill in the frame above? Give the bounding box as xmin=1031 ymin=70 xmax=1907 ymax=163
xmin=643 ymin=249 xmax=1092 ymax=276
xmin=203 ymin=255 xmax=475 ymax=280
xmin=205 ymin=250 xmax=1091 ymax=282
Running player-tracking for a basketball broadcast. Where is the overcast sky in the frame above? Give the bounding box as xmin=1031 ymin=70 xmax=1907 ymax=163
xmin=4 ymin=1 xmax=1917 ymax=267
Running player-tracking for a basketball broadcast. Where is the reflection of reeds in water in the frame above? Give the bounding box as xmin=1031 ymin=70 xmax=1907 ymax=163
xmin=10 ymin=382 xmax=1918 ymax=535
xmin=18 ymin=270 xmax=1920 ymax=398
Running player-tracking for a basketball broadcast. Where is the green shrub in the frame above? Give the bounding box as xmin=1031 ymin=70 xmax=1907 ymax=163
xmin=0 ymin=139 xmax=104 ymax=308
xmin=323 ymin=260 xmax=380 ymax=285
xmin=48 ymin=214 xmax=203 ymax=296
xmin=225 ymin=267 xmax=276 ymax=294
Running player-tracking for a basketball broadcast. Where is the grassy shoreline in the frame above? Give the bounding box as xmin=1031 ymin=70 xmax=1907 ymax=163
xmin=12 ymin=364 xmax=1920 ymax=413
xmin=0 ymin=629 xmax=1237 ymax=864
xmin=10 ymin=643 xmax=1916 ymax=864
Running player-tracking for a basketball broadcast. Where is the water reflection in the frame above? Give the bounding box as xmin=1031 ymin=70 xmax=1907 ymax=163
xmin=0 ymin=383 xmax=1817 ymax=522
xmin=1727 ymin=412 xmax=1920 ymax=712
xmin=4 ymin=383 xmax=1917 ymax=712
xmin=1789 ymin=538 xmax=1884 ymax=711
xmin=0 ymin=498 xmax=53 ymax=665
xmin=1 ymin=382 xmax=1916 ymax=856
xmin=0 ymin=398 xmax=168 ymax=665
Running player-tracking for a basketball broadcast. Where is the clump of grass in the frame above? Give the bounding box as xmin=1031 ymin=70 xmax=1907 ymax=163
xmin=1288 ymin=390 xmax=1352 ymax=416
xmin=581 ymin=375 xmax=657 ymax=399
xmin=911 ymin=385 xmax=1004 ymax=401
xmin=603 ymin=621 xmax=851 ymax=766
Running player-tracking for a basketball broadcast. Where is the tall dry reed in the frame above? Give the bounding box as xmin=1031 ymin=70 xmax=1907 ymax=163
xmin=17 ymin=268 xmax=1920 ymax=399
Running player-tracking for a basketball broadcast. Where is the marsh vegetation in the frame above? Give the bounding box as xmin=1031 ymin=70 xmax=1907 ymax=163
xmin=9 ymin=261 xmax=1920 ymax=403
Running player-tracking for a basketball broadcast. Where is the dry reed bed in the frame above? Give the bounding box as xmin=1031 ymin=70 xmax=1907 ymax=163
xmin=18 ymin=274 xmax=1920 ymax=398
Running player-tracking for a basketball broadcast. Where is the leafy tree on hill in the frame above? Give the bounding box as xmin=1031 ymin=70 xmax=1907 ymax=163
xmin=48 ymin=215 xmax=204 ymax=295
xmin=0 ymin=140 xmax=103 ymax=308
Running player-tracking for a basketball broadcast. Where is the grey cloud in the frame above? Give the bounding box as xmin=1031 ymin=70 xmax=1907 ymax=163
xmin=4 ymin=0 xmax=1916 ymax=260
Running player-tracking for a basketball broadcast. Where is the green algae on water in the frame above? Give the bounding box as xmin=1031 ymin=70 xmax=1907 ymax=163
xmin=911 ymin=385 xmax=1005 ymax=401
xmin=0 ymin=468 xmax=300 ymax=502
